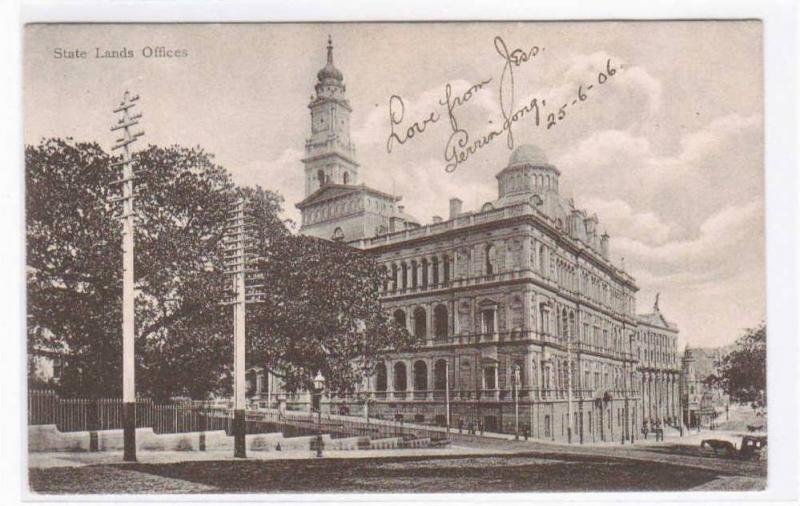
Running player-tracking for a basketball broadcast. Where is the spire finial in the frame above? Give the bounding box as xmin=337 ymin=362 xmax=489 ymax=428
xmin=654 ymin=292 xmax=660 ymax=312
xmin=327 ymin=35 xmax=333 ymax=64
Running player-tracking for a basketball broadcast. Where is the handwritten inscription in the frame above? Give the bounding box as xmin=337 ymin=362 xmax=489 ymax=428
xmin=386 ymin=36 xmax=621 ymax=173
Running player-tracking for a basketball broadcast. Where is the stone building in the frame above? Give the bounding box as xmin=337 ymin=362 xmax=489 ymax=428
xmin=634 ymin=294 xmax=682 ymax=426
xmin=680 ymin=347 xmax=729 ymax=428
xmin=260 ymin=38 xmax=682 ymax=444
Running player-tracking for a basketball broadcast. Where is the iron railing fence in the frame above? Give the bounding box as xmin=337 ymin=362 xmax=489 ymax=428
xmin=28 ymin=390 xmax=441 ymax=441
xmin=28 ymin=390 xmax=231 ymax=434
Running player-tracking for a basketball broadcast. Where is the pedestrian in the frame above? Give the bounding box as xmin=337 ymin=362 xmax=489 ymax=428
xmin=458 ymin=418 xmax=464 ymax=434
xmin=523 ymin=424 xmax=529 ymax=441
xmin=478 ymin=420 xmax=484 ymax=436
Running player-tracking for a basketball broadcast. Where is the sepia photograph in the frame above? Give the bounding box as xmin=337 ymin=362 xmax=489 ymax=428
xmin=16 ymin=14 xmax=788 ymax=498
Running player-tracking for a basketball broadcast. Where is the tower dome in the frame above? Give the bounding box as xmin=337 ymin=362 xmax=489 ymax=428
xmin=508 ymin=144 xmax=549 ymax=167
xmin=317 ymin=36 xmax=344 ymax=83
xmin=495 ymin=144 xmax=560 ymax=203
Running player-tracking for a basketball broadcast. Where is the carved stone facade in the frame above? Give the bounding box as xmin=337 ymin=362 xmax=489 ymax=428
xmin=634 ymin=299 xmax=682 ymax=428
xmin=266 ymin=39 xmax=682 ymax=444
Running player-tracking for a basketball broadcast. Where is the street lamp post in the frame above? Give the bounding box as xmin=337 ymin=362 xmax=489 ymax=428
xmin=567 ymin=334 xmax=574 ymax=445
xmin=313 ymin=371 xmax=326 ymax=458
xmin=445 ymin=360 xmax=451 ymax=434
xmin=513 ymin=366 xmax=521 ymax=440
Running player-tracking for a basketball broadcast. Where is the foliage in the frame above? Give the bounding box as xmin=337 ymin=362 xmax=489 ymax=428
xmin=26 ymin=138 xmax=245 ymax=401
xmin=708 ymin=323 xmax=766 ymax=411
xmin=247 ymin=232 xmax=418 ymax=394
xmin=27 ymin=137 xmax=414 ymax=401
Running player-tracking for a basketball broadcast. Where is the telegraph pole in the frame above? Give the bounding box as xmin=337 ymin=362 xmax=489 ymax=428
xmin=223 ymin=197 xmax=265 ymax=458
xmin=110 ymin=91 xmax=144 ymax=463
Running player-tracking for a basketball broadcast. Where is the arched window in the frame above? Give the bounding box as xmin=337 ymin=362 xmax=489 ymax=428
xmin=411 ymin=260 xmax=418 ymax=288
xmin=394 ymin=363 xmax=407 ymax=391
xmin=400 ymin=262 xmax=408 ymax=289
xmin=561 ymin=309 xmax=568 ymax=339
xmin=375 ymin=362 xmax=387 ymax=392
xmin=332 ymin=227 xmax=344 ymax=241
xmin=434 ymin=359 xmax=448 ymax=390
xmin=443 ymin=254 xmax=450 ymax=283
xmin=433 ymin=304 xmax=448 ymax=339
xmin=413 ymin=361 xmax=428 ymax=391
xmin=432 ymin=257 xmax=439 ymax=285
xmin=413 ymin=307 xmax=427 ymax=339
xmin=391 ymin=263 xmax=398 ymax=289
xmin=393 ymin=309 xmax=407 ymax=329
xmin=485 ymin=244 xmax=496 ymax=275
xmin=317 ymin=169 xmax=325 ymax=186
xmin=421 ymin=258 xmax=429 ymax=287
xmin=343 ymin=171 xmax=349 ymax=184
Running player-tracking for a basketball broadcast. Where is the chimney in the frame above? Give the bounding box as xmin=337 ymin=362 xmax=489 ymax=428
xmin=449 ymin=198 xmax=463 ymax=219
xmin=432 ymin=215 xmax=443 ymax=223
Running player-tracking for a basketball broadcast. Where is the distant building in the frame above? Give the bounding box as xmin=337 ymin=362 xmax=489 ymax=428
xmin=680 ymin=346 xmax=729 ymax=428
xmin=634 ymin=295 xmax=681 ymax=425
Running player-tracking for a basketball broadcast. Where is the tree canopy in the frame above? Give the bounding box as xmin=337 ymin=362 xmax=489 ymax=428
xmin=246 ymin=226 xmax=417 ymax=394
xmin=27 ymin=138 xmax=244 ymax=400
xmin=27 ymin=137 xmax=414 ymax=401
xmin=708 ymin=323 xmax=766 ymax=411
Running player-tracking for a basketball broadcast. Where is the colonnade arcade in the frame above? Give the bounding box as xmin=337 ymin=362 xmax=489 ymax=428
xmin=638 ymin=370 xmax=681 ymax=424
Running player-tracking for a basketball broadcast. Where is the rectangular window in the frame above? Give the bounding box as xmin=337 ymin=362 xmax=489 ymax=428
xmin=481 ymin=309 xmax=495 ymax=335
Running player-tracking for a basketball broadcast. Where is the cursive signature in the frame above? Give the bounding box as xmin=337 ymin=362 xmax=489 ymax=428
xmin=385 ymin=35 xmax=620 ymax=174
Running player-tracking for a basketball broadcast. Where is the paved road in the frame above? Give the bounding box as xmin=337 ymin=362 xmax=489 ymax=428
xmin=28 ymin=439 xmax=765 ymax=494
xmin=453 ymin=436 xmax=766 ymax=478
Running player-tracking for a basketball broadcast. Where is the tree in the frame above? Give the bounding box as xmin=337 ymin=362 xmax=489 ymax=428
xmin=28 ymin=137 xmax=418 ymax=401
xmin=709 ymin=323 xmax=766 ymax=412
xmin=26 ymin=138 xmax=255 ymax=401
xmin=246 ymin=230 xmax=419 ymax=394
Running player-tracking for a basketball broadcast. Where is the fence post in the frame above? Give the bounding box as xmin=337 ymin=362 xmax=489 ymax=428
xmin=89 ymin=397 xmax=99 ymax=452
xmin=199 ymin=405 xmax=206 ymax=451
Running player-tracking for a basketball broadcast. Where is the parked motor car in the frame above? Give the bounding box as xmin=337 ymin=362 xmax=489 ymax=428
xmin=700 ymin=433 xmax=767 ymax=460
xmin=738 ymin=434 xmax=767 ymax=461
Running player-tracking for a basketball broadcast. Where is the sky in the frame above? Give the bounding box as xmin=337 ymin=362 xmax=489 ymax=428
xmin=24 ymin=21 xmax=765 ymax=348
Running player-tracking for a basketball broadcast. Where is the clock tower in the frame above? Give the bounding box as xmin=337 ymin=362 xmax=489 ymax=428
xmin=303 ymin=36 xmax=359 ymax=196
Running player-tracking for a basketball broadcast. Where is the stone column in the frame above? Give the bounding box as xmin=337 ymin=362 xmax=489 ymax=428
xmin=426 ymin=304 xmax=434 ymax=345
xmin=406 ymin=360 xmax=414 ymax=398
xmin=427 ymin=358 xmax=435 ymax=400
xmin=522 ymin=234 xmax=531 ymax=271
xmin=523 ymin=290 xmax=532 ymax=336
xmin=388 ymin=361 xmax=395 ymax=399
